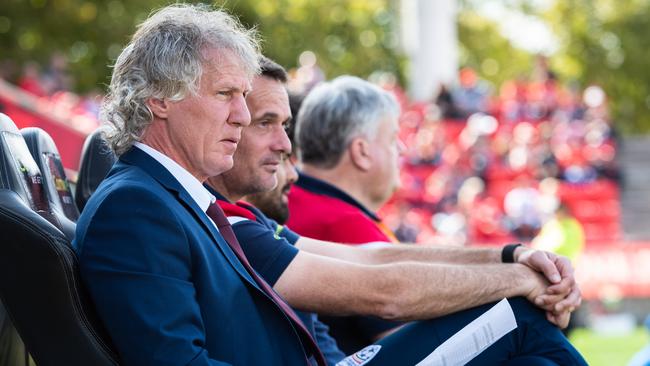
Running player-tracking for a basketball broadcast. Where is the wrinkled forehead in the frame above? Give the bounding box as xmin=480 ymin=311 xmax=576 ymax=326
xmin=194 ymin=54 xmax=252 ymax=100
xmin=200 ymin=47 xmax=257 ymax=82
xmin=247 ymin=76 xmax=291 ymax=120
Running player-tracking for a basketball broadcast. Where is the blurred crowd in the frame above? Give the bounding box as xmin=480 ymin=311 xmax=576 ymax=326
xmin=378 ymin=57 xmax=620 ymax=250
xmin=3 ymin=52 xmax=621 ymax=252
xmin=0 ymin=53 xmax=101 ymax=128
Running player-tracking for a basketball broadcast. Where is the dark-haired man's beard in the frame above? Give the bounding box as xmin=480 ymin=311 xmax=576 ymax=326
xmin=246 ymin=183 xmax=291 ymax=224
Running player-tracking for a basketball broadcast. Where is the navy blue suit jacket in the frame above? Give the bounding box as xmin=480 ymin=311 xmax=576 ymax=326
xmin=73 ymin=147 xmax=308 ymax=366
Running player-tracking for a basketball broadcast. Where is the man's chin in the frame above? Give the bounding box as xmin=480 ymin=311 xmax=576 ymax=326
xmin=208 ymin=158 xmax=234 ymax=177
xmin=259 ymin=178 xmax=278 ymax=194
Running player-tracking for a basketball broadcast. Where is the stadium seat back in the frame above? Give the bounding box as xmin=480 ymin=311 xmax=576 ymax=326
xmin=75 ymin=129 xmax=116 ymax=212
xmin=21 ymin=127 xmax=79 ymax=221
xmin=0 ymin=114 xmax=75 ymax=240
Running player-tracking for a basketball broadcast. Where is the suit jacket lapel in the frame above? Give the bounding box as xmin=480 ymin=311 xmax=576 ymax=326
xmin=119 ymin=148 xmax=262 ymax=291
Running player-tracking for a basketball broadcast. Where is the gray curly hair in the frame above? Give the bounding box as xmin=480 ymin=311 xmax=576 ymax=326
xmin=101 ymin=4 xmax=260 ymax=156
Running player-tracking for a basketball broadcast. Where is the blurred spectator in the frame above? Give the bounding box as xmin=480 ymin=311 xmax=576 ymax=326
xmin=392 ymin=202 xmax=420 ymax=243
xmin=431 ymin=195 xmax=467 ymax=245
xmin=532 ymin=203 xmax=585 ymax=262
xmin=450 ymin=67 xmax=491 ymax=118
xmin=410 ymin=117 xmax=445 ymax=165
xmin=525 ymin=55 xmax=561 ymax=120
xmin=41 ymin=52 xmax=73 ymax=95
xmin=503 ymin=177 xmax=543 ymax=241
xmin=17 ymin=61 xmax=47 ymax=97
xmin=435 ymin=84 xmax=462 ymax=119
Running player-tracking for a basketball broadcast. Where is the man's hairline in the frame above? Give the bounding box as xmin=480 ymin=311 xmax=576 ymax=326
xmin=248 ymin=74 xmax=292 ymax=125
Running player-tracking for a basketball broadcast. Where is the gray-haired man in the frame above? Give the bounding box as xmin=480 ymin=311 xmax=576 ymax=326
xmin=207 ymin=56 xmax=587 ymax=364
xmin=74 ymin=5 xmax=325 ymax=365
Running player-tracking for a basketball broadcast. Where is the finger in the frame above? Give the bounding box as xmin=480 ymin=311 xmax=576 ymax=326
xmin=546 ymin=309 xmax=571 ymax=329
xmin=554 ymin=287 xmax=582 ymax=312
xmin=535 ymin=294 xmax=567 ymax=310
xmin=533 ymin=295 xmax=552 ymax=311
xmin=554 ymin=256 xmax=575 ymax=279
xmin=554 ymin=311 xmax=571 ymax=329
xmin=546 ymin=276 xmax=574 ymax=295
xmin=546 ymin=311 xmax=556 ymax=325
xmin=531 ymin=252 xmax=562 ymax=284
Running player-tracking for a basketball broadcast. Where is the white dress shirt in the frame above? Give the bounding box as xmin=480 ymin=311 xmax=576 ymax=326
xmin=134 ymin=142 xmax=217 ymax=226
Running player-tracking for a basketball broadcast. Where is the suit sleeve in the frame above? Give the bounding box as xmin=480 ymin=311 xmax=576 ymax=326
xmin=75 ymin=185 xmax=231 ymax=366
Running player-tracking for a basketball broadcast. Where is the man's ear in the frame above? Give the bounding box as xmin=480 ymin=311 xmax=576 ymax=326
xmin=348 ymin=137 xmax=372 ymax=171
xmin=147 ymin=97 xmax=170 ymax=119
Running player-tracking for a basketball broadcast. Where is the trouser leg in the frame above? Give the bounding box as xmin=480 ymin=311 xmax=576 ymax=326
xmin=361 ymin=297 xmax=586 ymax=366
xmin=503 ymin=356 xmax=560 ymax=365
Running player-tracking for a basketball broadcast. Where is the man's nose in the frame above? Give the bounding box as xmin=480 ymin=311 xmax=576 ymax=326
xmin=273 ymin=127 xmax=292 ymax=154
xmin=228 ymin=94 xmax=251 ymax=127
xmin=284 ymin=158 xmax=298 ymax=184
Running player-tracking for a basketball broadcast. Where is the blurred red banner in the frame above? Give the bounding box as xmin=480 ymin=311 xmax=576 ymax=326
xmin=576 ymin=241 xmax=650 ymax=299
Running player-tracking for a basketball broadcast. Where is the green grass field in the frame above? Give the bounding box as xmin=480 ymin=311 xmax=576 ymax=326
xmin=569 ymin=327 xmax=649 ymax=366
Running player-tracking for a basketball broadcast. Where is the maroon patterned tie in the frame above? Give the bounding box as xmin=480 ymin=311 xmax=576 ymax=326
xmin=206 ymin=202 xmax=326 ymax=366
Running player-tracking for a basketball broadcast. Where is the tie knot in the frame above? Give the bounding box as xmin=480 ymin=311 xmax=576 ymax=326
xmin=206 ymin=202 xmax=230 ymax=228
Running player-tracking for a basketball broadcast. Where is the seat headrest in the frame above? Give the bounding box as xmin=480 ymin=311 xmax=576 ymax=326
xmin=75 ymin=129 xmax=116 ymax=212
xmin=0 ymin=114 xmax=51 ymax=214
xmin=22 ymin=127 xmax=79 ymax=221
xmin=0 ymin=113 xmax=75 ymax=240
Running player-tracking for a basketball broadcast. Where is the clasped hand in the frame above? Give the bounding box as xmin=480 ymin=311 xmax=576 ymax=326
xmin=516 ymin=247 xmax=582 ymax=329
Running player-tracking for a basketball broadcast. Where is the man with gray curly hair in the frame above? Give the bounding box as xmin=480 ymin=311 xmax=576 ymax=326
xmin=74 ymin=4 xmax=325 ymax=366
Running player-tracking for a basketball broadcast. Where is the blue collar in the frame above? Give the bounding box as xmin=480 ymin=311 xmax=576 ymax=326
xmin=295 ymin=172 xmax=380 ymax=221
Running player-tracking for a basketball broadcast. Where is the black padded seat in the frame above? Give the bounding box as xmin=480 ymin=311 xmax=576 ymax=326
xmin=0 ymin=115 xmax=75 ymax=240
xmin=21 ymin=127 xmax=80 ymax=222
xmin=0 ymin=113 xmax=120 ymax=366
xmin=75 ymin=129 xmax=116 ymax=212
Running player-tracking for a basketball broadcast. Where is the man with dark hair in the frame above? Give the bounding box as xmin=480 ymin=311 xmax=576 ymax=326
xmin=246 ymin=153 xmax=297 ymax=224
xmin=206 ymin=57 xmax=586 ymax=365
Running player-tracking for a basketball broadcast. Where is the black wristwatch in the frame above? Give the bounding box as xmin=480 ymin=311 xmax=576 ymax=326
xmin=501 ymin=243 xmax=523 ymax=263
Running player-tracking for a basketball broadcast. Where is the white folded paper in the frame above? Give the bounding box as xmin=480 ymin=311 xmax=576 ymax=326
xmin=415 ymin=298 xmax=517 ymax=366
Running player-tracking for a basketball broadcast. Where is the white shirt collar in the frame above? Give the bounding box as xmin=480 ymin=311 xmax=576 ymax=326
xmin=134 ymin=142 xmax=215 ymax=212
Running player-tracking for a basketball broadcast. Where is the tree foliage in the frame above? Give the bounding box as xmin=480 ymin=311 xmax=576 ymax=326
xmin=0 ymin=0 xmax=166 ymax=91
xmin=543 ymin=0 xmax=650 ymax=133
xmin=220 ymin=0 xmax=403 ymax=84
xmin=1 ymin=0 xmax=649 ymax=133
xmin=457 ymin=9 xmax=534 ymax=86
xmin=0 ymin=0 xmax=402 ymax=93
